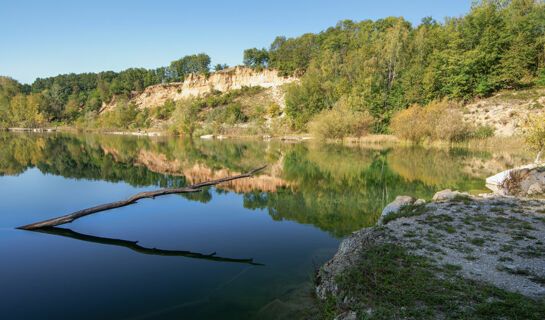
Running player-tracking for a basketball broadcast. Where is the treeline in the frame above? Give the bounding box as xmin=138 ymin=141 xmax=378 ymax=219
xmin=2 ymin=0 xmax=545 ymax=134
xmin=244 ymin=0 xmax=545 ymax=131
xmin=0 ymin=53 xmax=217 ymax=127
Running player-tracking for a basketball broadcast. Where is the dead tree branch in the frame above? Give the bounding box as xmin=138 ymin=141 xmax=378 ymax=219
xmin=17 ymin=165 xmax=266 ymax=230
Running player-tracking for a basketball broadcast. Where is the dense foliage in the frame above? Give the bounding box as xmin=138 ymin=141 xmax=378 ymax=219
xmin=0 ymin=53 xmax=213 ymax=127
xmin=1 ymin=1 xmax=544 ymax=134
xmin=244 ymin=0 xmax=545 ymax=131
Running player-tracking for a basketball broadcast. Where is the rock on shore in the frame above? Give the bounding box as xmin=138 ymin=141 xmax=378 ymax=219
xmin=486 ymin=163 xmax=545 ymax=196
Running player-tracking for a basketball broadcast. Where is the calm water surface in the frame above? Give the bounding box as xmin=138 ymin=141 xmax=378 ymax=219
xmin=0 ymin=132 xmax=532 ymax=319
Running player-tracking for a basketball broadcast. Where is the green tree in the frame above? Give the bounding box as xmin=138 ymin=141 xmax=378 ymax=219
xmin=243 ymin=48 xmax=269 ymax=69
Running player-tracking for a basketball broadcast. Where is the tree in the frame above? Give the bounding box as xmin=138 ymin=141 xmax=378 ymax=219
xmin=520 ymin=113 xmax=545 ymax=163
xmin=243 ymin=48 xmax=269 ymax=69
xmin=214 ymin=64 xmax=229 ymax=71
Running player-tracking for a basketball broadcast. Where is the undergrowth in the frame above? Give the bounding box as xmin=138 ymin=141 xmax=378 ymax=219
xmin=319 ymin=243 xmax=545 ymax=319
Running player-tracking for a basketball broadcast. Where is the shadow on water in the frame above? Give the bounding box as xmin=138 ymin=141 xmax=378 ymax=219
xmin=32 ymin=227 xmax=264 ymax=266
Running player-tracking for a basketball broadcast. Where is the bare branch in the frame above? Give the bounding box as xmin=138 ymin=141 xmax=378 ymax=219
xmin=17 ymin=165 xmax=266 ymax=230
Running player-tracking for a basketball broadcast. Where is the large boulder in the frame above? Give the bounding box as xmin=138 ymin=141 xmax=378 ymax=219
xmin=377 ymin=196 xmax=416 ymax=225
xmin=486 ymin=164 xmax=545 ymax=196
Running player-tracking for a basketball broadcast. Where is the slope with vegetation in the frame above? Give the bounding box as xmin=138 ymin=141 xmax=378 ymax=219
xmin=243 ymin=0 xmax=545 ymax=139
xmin=1 ymin=0 xmax=544 ymax=143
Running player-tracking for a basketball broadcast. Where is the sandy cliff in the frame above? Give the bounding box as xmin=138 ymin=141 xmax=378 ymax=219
xmin=102 ymin=66 xmax=297 ymax=111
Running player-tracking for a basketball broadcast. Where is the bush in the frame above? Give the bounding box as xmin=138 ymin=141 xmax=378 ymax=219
xmin=205 ymin=103 xmax=248 ymax=125
xmin=519 ymin=113 xmax=545 ymax=162
xmin=152 ymin=99 xmax=176 ymax=120
xmin=170 ymin=101 xmax=200 ymax=136
xmin=309 ymin=105 xmax=374 ymax=140
xmin=536 ymin=67 xmax=545 ymax=86
xmin=390 ymin=99 xmax=473 ymax=143
xmin=473 ymin=125 xmax=495 ymax=139
xmin=266 ymin=103 xmax=282 ymax=117
xmin=224 ymin=103 xmax=247 ymax=124
xmin=98 ymin=102 xmax=148 ymax=129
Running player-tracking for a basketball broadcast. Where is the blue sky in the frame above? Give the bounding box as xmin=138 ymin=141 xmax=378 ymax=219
xmin=1 ymin=0 xmax=474 ymax=84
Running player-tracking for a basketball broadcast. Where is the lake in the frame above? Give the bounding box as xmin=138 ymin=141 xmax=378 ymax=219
xmin=0 ymin=132 xmax=532 ymax=319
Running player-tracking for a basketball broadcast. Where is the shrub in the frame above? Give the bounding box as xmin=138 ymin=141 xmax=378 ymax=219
xmin=473 ymin=125 xmax=495 ymax=139
xmin=529 ymin=101 xmax=543 ymax=110
xmin=266 ymin=103 xmax=282 ymax=117
xmin=223 ymin=103 xmax=247 ymax=124
xmin=170 ymin=101 xmax=200 ymax=136
xmin=536 ymin=67 xmax=545 ymax=86
xmin=309 ymin=104 xmax=374 ymax=140
xmin=152 ymin=99 xmax=176 ymax=120
xmin=251 ymin=105 xmax=266 ymax=120
xmin=390 ymin=99 xmax=473 ymax=143
xmin=98 ymin=102 xmax=145 ymax=129
xmin=519 ymin=113 xmax=545 ymax=162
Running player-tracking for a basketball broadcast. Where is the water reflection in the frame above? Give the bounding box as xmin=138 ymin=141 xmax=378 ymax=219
xmin=32 ymin=227 xmax=263 ymax=265
xmin=0 ymin=132 xmax=532 ymax=237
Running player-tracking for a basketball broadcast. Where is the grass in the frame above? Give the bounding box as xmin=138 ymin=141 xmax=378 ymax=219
xmin=452 ymin=194 xmax=474 ymax=205
xmin=468 ymin=237 xmax=486 ymax=246
xmin=319 ymin=243 xmax=545 ymax=320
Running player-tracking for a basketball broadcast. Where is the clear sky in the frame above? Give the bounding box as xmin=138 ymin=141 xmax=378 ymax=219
xmin=1 ymin=0 xmax=474 ymax=84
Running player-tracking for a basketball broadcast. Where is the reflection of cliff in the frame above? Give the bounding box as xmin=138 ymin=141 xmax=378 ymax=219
xmin=137 ymin=149 xmax=293 ymax=193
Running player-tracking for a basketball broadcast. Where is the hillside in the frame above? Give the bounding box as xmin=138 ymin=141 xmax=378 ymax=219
xmin=462 ymin=88 xmax=545 ymax=137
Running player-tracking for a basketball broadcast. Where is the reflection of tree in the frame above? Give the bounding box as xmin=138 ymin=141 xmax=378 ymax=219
xmin=1 ymin=132 xmax=532 ymax=239
xmin=32 ymin=227 xmax=263 ymax=265
xmin=387 ymin=147 xmax=487 ymax=191
xmin=244 ymin=145 xmax=438 ymax=238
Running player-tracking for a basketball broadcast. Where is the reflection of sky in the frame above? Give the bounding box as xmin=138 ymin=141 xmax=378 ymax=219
xmin=0 ymin=169 xmax=340 ymax=319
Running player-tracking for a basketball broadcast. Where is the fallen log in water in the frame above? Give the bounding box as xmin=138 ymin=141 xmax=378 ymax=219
xmin=17 ymin=165 xmax=266 ymax=230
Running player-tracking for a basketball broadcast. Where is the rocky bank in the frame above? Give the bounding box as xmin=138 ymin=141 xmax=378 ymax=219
xmin=315 ymin=187 xmax=545 ymax=319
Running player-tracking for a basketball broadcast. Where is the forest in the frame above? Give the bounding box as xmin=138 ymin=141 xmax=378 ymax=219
xmin=1 ymin=0 xmax=544 ymax=136
xmin=0 ymin=53 xmax=213 ymax=127
xmin=243 ymin=0 xmax=545 ymax=132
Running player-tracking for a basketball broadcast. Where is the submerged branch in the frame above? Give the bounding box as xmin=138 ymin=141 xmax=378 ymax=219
xmin=33 ymin=227 xmax=263 ymax=265
xmin=17 ymin=165 xmax=266 ymax=230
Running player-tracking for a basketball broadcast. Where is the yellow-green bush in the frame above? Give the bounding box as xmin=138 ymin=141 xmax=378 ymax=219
xmin=390 ymin=100 xmax=472 ymax=143
xmin=519 ymin=113 xmax=545 ymax=162
xmin=267 ymin=103 xmax=282 ymax=117
xmin=97 ymin=103 xmax=149 ymax=129
xmin=170 ymin=100 xmax=200 ymax=136
xmin=309 ymin=104 xmax=374 ymax=140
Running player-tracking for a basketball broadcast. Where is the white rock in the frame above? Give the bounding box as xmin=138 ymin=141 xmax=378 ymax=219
xmin=377 ymin=196 xmax=415 ymax=224
xmin=432 ymin=189 xmax=471 ymax=202
xmin=414 ymin=199 xmax=426 ymax=205
xmin=200 ymin=134 xmax=214 ymax=139
xmin=487 ymin=164 xmax=545 ymax=196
